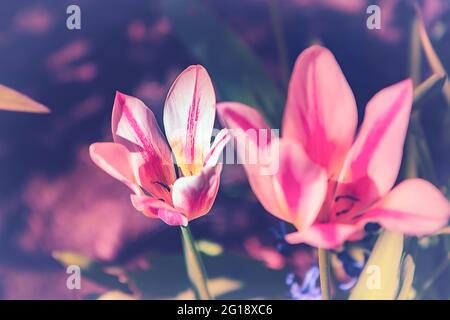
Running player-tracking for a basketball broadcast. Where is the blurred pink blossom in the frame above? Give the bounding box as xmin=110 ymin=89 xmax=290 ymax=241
xmin=13 ymin=7 xmax=53 ymax=34
xmin=292 ymin=0 xmax=366 ymax=13
xmin=46 ymin=40 xmax=96 ymax=82
xmin=244 ymin=236 xmax=285 ymax=269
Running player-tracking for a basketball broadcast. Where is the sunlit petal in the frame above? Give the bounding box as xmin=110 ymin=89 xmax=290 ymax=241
xmin=164 ymin=65 xmax=215 ymax=176
xmin=283 ymin=45 xmax=357 ymax=176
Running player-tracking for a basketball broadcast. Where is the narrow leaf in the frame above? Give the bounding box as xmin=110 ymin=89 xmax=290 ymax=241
xmin=415 ymin=6 xmax=450 ymax=107
xmin=413 ymin=73 xmax=447 ymax=111
xmin=0 ymin=84 xmax=50 ymax=113
xmin=397 ymin=255 xmax=416 ymax=300
xmin=349 ymin=232 xmax=404 ymax=300
xmin=162 ymin=0 xmax=282 ymax=125
xmin=52 ymin=251 xmax=132 ymax=293
xmin=180 ymin=226 xmax=211 ymax=300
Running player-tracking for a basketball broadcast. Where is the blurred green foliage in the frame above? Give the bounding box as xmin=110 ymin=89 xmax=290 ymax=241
xmin=162 ymin=0 xmax=283 ymax=126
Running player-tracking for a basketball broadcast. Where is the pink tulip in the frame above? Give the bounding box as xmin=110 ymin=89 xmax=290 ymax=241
xmin=218 ymin=45 xmax=450 ymax=249
xmin=90 ymin=65 xmax=229 ymax=226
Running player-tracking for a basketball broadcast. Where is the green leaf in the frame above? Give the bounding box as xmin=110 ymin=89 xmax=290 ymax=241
xmin=415 ymin=5 xmax=450 ymax=107
xmin=349 ymin=232 xmax=404 ymax=300
xmin=397 ymin=255 xmax=416 ymax=300
xmin=52 ymin=251 xmax=132 ymax=294
xmin=413 ymin=73 xmax=447 ymax=111
xmin=162 ymin=0 xmax=283 ymax=125
xmin=128 ymin=253 xmax=287 ymax=299
xmin=0 ymin=84 xmax=50 ymax=113
xmin=53 ymin=249 xmax=287 ymax=300
xmin=180 ymin=226 xmax=211 ymax=300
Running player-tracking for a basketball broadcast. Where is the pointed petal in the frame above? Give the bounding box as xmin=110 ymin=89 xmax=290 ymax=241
xmin=171 ymin=165 xmax=222 ymax=221
xmin=272 ymin=139 xmax=328 ymax=230
xmin=361 ymin=179 xmax=450 ymax=236
xmin=0 ymin=84 xmax=50 ymax=113
xmin=217 ymin=101 xmax=280 ymax=215
xmin=89 ymin=142 xmax=140 ymax=194
xmin=333 ymin=79 xmax=413 ymax=218
xmin=282 ymin=46 xmax=357 ymax=176
xmin=285 ymin=223 xmax=361 ymax=249
xmin=204 ymin=128 xmax=230 ymax=168
xmin=112 ymin=91 xmax=176 ymax=200
xmin=163 ymin=65 xmax=215 ymax=176
xmin=130 ymin=194 xmax=188 ymax=226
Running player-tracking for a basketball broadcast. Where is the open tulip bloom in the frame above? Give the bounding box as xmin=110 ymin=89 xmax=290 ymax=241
xmin=218 ymin=45 xmax=450 ymax=249
xmin=90 ymin=65 xmax=229 ymax=227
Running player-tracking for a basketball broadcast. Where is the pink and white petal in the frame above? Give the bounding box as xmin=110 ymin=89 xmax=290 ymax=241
xmin=163 ymin=65 xmax=215 ymax=175
xmin=361 ymin=179 xmax=450 ymax=236
xmin=204 ymin=128 xmax=230 ymax=168
xmin=111 ymin=91 xmax=176 ymax=198
xmin=217 ymin=102 xmax=273 ymax=146
xmin=336 ymin=79 xmax=413 ymax=211
xmin=282 ymin=45 xmax=357 ymax=177
xmin=89 ymin=142 xmax=140 ymax=195
xmin=130 ymin=194 xmax=188 ymax=226
xmin=285 ymin=223 xmax=362 ymax=249
xmin=272 ymin=139 xmax=328 ymax=230
xmin=171 ymin=164 xmax=222 ymax=221
xmin=217 ymin=102 xmax=281 ymax=216
xmin=158 ymin=209 xmax=188 ymax=227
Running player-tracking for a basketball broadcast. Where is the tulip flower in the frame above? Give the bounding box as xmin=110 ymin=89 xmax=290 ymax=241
xmin=90 ymin=65 xmax=229 ymax=227
xmin=218 ymin=45 xmax=450 ymax=250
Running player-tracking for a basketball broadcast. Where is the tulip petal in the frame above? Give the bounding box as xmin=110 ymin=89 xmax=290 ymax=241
xmin=283 ymin=45 xmax=357 ymax=177
xmin=285 ymin=223 xmax=361 ymax=249
xmin=89 ymin=142 xmax=140 ymax=195
xmin=334 ymin=79 xmax=413 ymax=219
xmin=204 ymin=128 xmax=230 ymax=168
xmin=172 ymin=164 xmax=222 ymax=221
xmin=158 ymin=209 xmax=189 ymax=227
xmin=219 ymin=103 xmax=328 ymax=228
xmin=217 ymin=102 xmax=280 ymax=215
xmin=130 ymin=194 xmax=188 ymax=226
xmin=112 ymin=91 xmax=176 ymax=200
xmin=272 ymin=139 xmax=328 ymax=230
xmin=164 ymin=65 xmax=215 ymax=176
xmin=361 ymin=179 xmax=450 ymax=236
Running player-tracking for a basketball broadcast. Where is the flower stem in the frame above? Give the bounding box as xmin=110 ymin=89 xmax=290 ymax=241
xmin=318 ymin=248 xmax=332 ymax=300
xmin=180 ymin=225 xmax=212 ymax=300
xmin=268 ymin=0 xmax=289 ymax=91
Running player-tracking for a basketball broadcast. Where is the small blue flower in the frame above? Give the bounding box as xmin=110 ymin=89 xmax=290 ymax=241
xmin=336 ymin=248 xmax=369 ymax=291
xmin=270 ymin=221 xmax=294 ymax=254
xmin=286 ymin=266 xmax=322 ymax=300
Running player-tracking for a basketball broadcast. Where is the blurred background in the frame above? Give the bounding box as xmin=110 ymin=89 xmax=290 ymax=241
xmin=0 ymin=0 xmax=449 ymax=299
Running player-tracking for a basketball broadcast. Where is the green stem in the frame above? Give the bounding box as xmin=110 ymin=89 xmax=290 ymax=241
xmin=409 ymin=15 xmax=421 ymax=87
xmin=268 ymin=0 xmax=289 ymax=90
xmin=416 ymin=256 xmax=449 ymax=299
xmin=318 ymin=248 xmax=332 ymax=300
xmin=180 ymin=226 xmax=212 ymax=300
